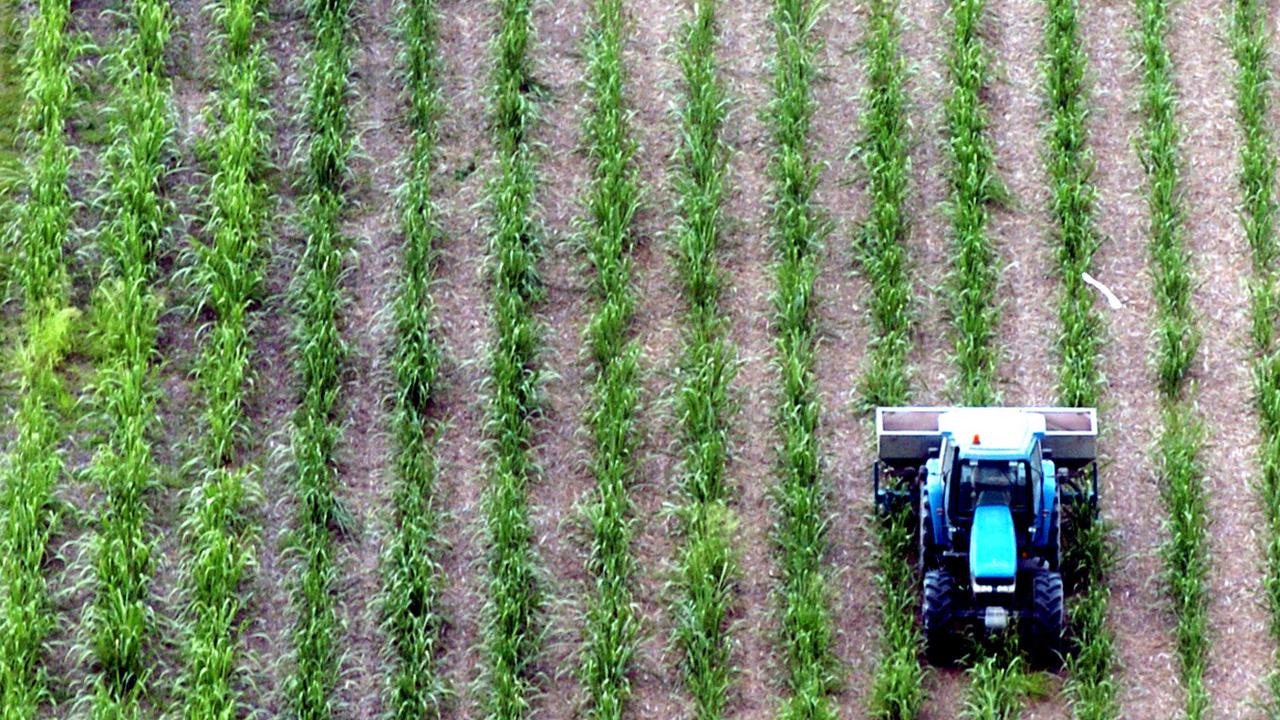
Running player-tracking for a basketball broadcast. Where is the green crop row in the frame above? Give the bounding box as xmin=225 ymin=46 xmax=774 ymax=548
xmin=1135 ymin=0 xmax=1208 ymax=716
xmin=858 ymin=0 xmax=924 ymax=715
xmin=1040 ymin=0 xmax=1117 ymax=716
xmin=944 ymin=0 xmax=1002 ymax=407
xmin=961 ymin=650 xmax=1045 ymax=720
xmin=767 ymin=1 xmax=837 ymax=718
xmin=672 ymin=3 xmax=739 ymax=718
xmin=482 ymin=1 xmax=543 ymax=718
xmin=1228 ymin=0 xmax=1280 ymax=709
xmin=379 ymin=0 xmax=447 ymax=717
xmin=286 ymin=0 xmax=354 ymax=716
xmin=85 ymin=0 xmax=174 ymax=716
xmin=858 ymin=0 xmax=914 ymax=411
xmin=578 ymin=1 xmax=641 ymax=718
xmin=178 ymin=0 xmax=271 ymax=716
xmin=0 ymin=1 xmax=76 ymax=716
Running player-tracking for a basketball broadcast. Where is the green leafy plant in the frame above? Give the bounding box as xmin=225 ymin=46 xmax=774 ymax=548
xmin=285 ymin=0 xmax=355 ymax=716
xmin=577 ymin=1 xmax=642 ymax=718
xmin=177 ymin=0 xmax=271 ymax=716
xmin=379 ymin=0 xmax=448 ymax=717
xmin=767 ymin=1 xmax=839 ymax=718
xmin=670 ymin=3 xmax=740 ymax=718
xmin=480 ymin=1 xmax=544 ymax=718
xmin=84 ymin=1 xmax=175 ymax=716
xmin=943 ymin=0 xmax=1002 ymax=406
xmin=1134 ymin=0 xmax=1208 ymax=716
xmin=857 ymin=1 xmax=926 ymax=715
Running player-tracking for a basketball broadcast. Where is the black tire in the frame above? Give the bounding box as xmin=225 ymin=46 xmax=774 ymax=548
xmin=923 ymin=570 xmax=963 ymax=665
xmin=1024 ymin=571 xmax=1065 ymax=669
xmin=918 ymin=489 xmax=935 ymax=574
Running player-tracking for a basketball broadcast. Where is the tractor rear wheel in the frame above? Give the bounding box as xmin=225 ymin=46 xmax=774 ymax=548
xmin=1024 ymin=570 xmax=1065 ymax=668
xmin=923 ymin=570 xmax=963 ymax=665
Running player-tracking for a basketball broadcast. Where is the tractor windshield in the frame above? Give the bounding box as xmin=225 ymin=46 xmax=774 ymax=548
xmin=953 ymin=460 xmax=1031 ymax=516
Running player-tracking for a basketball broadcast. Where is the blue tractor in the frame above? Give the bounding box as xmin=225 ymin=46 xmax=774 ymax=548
xmin=872 ymin=407 xmax=1099 ymax=666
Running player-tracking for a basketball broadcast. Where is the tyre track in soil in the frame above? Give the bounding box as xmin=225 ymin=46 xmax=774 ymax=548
xmin=714 ymin=1 xmax=783 ymax=716
xmin=896 ymin=0 xmax=970 ymax=709
xmin=239 ymin=0 xmax=305 ymax=713
xmin=331 ymin=0 xmax=403 ymax=715
xmin=808 ymin=0 xmax=878 ymax=710
xmin=429 ymin=1 xmax=494 ymax=716
xmin=1079 ymin=0 xmax=1180 ymax=716
xmin=615 ymin=0 xmax=685 ymax=716
xmin=524 ymin=0 xmax=594 ymax=717
xmin=1170 ymin=0 xmax=1272 ymax=714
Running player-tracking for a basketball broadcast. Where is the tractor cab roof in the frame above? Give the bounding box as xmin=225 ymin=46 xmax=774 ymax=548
xmin=939 ymin=408 xmax=1045 ymax=461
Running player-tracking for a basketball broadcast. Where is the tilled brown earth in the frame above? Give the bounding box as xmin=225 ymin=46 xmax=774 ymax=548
xmin=810 ymin=0 xmax=877 ymax=711
xmin=429 ymin=0 xmax=496 ymax=716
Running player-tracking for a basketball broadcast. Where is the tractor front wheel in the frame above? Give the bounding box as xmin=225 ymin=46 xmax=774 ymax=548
xmin=923 ymin=570 xmax=963 ymax=665
xmin=1024 ymin=570 xmax=1065 ymax=668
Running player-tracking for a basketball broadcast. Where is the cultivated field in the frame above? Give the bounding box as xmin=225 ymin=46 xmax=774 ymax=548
xmin=0 ymin=0 xmax=1276 ymax=718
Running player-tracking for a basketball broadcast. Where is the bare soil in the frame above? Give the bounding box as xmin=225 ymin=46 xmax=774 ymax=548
xmin=238 ymin=0 xmax=307 ymax=713
xmin=809 ymin=0 xmax=879 ymax=710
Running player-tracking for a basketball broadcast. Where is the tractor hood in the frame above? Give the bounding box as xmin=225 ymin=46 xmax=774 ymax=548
xmin=969 ymin=492 xmax=1017 ymax=588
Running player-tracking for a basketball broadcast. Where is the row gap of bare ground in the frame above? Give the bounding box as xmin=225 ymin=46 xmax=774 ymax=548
xmin=809 ymin=0 xmax=878 ymax=712
xmin=430 ymin=0 xmax=497 ymax=716
xmin=238 ymin=0 xmax=307 ymax=713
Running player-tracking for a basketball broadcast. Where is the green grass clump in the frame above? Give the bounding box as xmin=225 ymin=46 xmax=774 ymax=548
xmin=857 ymin=0 xmax=914 ymax=411
xmin=577 ymin=1 xmax=642 ymax=718
xmin=1134 ymin=0 xmax=1209 ymax=715
xmin=858 ymin=0 xmax=925 ymax=715
xmin=379 ymin=0 xmax=448 ymax=717
xmin=961 ymin=649 xmax=1046 ymax=720
xmin=767 ymin=1 xmax=838 ymax=718
xmin=84 ymin=1 xmax=175 ymax=716
xmin=1039 ymin=0 xmax=1118 ymax=716
xmin=1226 ymin=0 xmax=1280 ymax=709
xmin=177 ymin=0 xmax=271 ymax=716
xmin=869 ymin=507 xmax=925 ymax=719
xmin=285 ymin=0 xmax=355 ymax=716
xmin=0 ymin=3 xmax=77 ymax=714
xmin=671 ymin=2 xmax=739 ymax=718
xmin=943 ymin=0 xmax=1002 ymax=406
xmin=481 ymin=1 xmax=543 ymax=718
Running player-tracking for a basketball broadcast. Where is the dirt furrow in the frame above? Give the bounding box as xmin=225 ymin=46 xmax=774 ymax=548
xmin=328 ymin=0 xmax=408 ymax=714
xmin=524 ymin=1 xmax=595 ymax=717
xmin=430 ymin=1 xmax=496 ymax=716
xmin=239 ymin=0 xmax=307 ymax=712
xmin=809 ymin=0 xmax=878 ymax=709
xmin=987 ymin=0 xmax=1058 ymax=409
xmin=148 ymin=0 xmax=221 ymax=708
xmin=618 ymin=0 xmax=686 ymax=716
xmin=713 ymin=1 xmax=783 ymax=716
xmin=1170 ymin=0 xmax=1273 ymax=714
xmin=1079 ymin=0 xmax=1180 ymax=716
